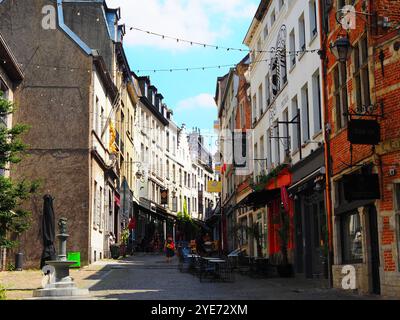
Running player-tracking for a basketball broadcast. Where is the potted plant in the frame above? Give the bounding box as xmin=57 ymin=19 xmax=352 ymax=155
xmin=120 ymin=227 xmax=130 ymax=258
xmin=276 ymin=203 xmax=294 ymax=277
xmin=110 ymin=244 xmax=120 ymax=259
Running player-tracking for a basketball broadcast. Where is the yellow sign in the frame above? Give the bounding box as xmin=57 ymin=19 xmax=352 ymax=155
xmin=215 ymin=165 xmax=221 ymax=173
xmin=207 ymin=180 xmax=222 ymax=193
xmin=109 ymin=122 xmax=117 ymax=154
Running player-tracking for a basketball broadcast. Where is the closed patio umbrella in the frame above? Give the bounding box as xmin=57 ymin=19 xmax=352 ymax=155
xmin=40 ymin=194 xmax=57 ymax=269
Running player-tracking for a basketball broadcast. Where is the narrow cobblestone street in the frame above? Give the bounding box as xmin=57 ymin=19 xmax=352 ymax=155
xmin=84 ymin=255 xmax=381 ymax=300
xmin=0 ymin=254 xmax=389 ymax=300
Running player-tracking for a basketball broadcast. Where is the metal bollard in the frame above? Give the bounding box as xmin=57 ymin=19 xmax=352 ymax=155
xmin=15 ymin=253 xmax=23 ymax=271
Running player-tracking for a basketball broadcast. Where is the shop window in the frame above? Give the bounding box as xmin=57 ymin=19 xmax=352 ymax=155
xmin=341 ymin=211 xmax=363 ymax=263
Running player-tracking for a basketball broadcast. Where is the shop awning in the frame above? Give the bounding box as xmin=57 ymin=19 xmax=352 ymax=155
xmin=236 ymin=167 xmax=291 ymax=209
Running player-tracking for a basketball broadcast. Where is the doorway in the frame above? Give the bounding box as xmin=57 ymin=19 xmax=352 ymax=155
xmin=368 ymin=205 xmax=381 ymax=294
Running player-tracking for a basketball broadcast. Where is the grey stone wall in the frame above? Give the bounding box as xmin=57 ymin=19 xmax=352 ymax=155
xmin=0 ymin=0 xmax=93 ymax=267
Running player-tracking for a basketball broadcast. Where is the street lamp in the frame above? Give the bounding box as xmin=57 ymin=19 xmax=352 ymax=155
xmin=330 ymin=37 xmax=353 ymax=63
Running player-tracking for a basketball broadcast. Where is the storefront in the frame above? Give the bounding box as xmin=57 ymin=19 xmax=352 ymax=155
xmin=135 ymin=198 xmax=177 ymax=252
xmin=288 ymin=147 xmax=328 ymax=279
xmin=331 ymin=165 xmax=381 ymax=295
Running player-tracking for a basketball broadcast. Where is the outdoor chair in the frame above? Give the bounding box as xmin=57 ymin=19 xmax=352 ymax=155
xmin=198 ymin=258 xmax=218 ymax=283
xmin=237 ymin=255 xmax=251 ymax=275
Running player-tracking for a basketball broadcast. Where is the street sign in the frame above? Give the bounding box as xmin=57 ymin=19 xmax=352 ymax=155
xmin=348 ymin=119 xmax=381 ymax=145
xmin=343 ymin=174 xmax=381 ymax=201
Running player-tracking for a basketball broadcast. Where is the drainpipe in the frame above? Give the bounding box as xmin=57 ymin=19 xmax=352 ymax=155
xmin=318 ymin=0 xmax=334 ymax=288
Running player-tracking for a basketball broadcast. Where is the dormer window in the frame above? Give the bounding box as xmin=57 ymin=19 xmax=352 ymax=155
xmin=144 ymin=83 xmax=148 ymax=98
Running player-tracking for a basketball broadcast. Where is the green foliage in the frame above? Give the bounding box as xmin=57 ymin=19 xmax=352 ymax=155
xmin=6 ymin=263 xmax=15 ymax=271
xmin=0 ymin=284 xmax=6 ymax=300
xmin=250 ymin=164 xmax=289 ymax=192
xmin=0 ymin=91 xmax=38 ymax=250
xmin=120 ymin=227 xmax=130 ymax=245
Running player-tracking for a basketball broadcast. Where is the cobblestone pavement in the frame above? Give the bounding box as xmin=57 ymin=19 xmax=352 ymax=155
xmin=0 ymin=254 xmax=386 ymax=300
xmin=86 ymin=254 xmax=383 ymax=300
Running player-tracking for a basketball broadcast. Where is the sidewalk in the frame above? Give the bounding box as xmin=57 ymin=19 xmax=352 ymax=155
xmin=0 ymin=254 xmax=179 ymax=300
xmin=0 ymin=259 xmax=118 ymax=300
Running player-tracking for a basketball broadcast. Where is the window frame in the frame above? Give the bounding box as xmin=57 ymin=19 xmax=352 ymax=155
xmin=340 ymin=210 xmax=364 ymax=264
xmin=353 ymin=36 xmax=371 ymax=112
xmin=333 ymin=62 xmax=348 ymax=130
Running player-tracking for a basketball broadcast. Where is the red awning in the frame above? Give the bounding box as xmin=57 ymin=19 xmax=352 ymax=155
xmin=266 ymin=167 xmax=292 ymax=191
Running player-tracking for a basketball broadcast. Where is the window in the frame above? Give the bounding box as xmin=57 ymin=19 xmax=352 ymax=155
xmin=279 ymin=0 xmax=285 ymax=11
xmin=252 ymin=94 xmax=257 ymax=124
xmin=299 ymin=14 xmax=306 ymax=52
xmin=333 ymin=62 xmax=348 ymax=129
xmin=241 ymin=218 xmax=248 ymax=245
xmin=265 ymin=74 xmax=271 ymax=106
xmin=309 ymin=0 xmax=318 ymax=38
xmin=353 ymin=36 xmax=371 ymax=112
xmin=257 ymin=38 xmax=262 ymax=56
xmin=301 ymin=84 xmax=310 ymax=143
xmin=273 ymin=121 xmax=280 ymax=165
xmin=254 ymin=143 xmax=258 ymax=176
xmin=100 ymin=186 xmax=104 ymax=230
xmin=289 ymin=29 xmax=296 ymax=68
xmin=312 ymin=70 xmax=322 ymax=134
xmin=258 ymin=84 xmax=264 ymax=115
xmin=291 ymin=96 xmax=299 ymax=152
xmin=271 ymin=9 xmax=276 ymax=26
xmin=94 ymin=181 xmax=100 ymax=227
xmin=260 ymin=136 xmax=265 ymax=173
xmin=0 ymin=80 xmax=9 ymax=128
xmin=283 ymin=109 xmax=290 ymax=155
xmin=266 ymin=128 xmax=272 ymax=169
xmin=166 ymin=131 xmax=170 ymax=151
xmin=94 ymin=96 xmax=99 ymax=134
xmin=264 ymin=23 xmax=269 ymax=39
xmin=341 ymin=211 xmax=363 ymax=263
xmin=166 ymin=160 xmax=170 ymax=180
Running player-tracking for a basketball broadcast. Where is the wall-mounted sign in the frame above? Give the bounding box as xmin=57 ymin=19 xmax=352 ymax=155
xmin=207 ymin=181 xmax=222 ymax=193
xmin=343 ymin=174 xmax=380 ymax=201
xmin=160 ymin=189 xmax=168 ymax=205
xmin=348 ymin=119 xmax=381 ymax=145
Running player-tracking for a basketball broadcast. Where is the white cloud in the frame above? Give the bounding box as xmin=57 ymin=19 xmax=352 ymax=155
xmin=106 ymin=0 xmax=257 ymax=51
xmin=175 ymin=93 xmax=216 ymax=112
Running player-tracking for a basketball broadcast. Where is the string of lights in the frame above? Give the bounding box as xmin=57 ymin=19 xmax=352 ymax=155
xmin=126 ymin=26 xmax=320 ymax=55
xmin=1 ymin=47 xmax=316 ymax=75
xmin=68 ymin=9 xmax=320 ymax=55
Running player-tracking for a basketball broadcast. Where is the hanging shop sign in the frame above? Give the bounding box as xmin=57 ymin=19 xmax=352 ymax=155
xmin=160 ymin=189 xmax=169 ymax=205
xmin=343 ymin=174 xmax=380 ymax=201
xmin=348 ymin=119 xmax=381 ymax=145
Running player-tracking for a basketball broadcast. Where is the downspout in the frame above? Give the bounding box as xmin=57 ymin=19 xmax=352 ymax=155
xmin=318 ymin=0 xmax=334 ymax=288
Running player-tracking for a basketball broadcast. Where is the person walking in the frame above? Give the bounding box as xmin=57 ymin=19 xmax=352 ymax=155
xmin=164 ymin=235 xmax=175 ymax=263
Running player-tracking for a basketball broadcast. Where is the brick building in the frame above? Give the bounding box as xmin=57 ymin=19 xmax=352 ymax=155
xmin=321 ymin=0 xmax=400 ymax=296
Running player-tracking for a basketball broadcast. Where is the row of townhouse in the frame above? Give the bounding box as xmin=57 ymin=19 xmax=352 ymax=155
xmin=214 ymin=0 xmax=400 ymax=298
xmin=0 ymin=0 xmax=217 ymax=268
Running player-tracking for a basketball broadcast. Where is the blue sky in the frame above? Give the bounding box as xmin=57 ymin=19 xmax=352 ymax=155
xmin=107 ymin=0 xmax=259 ymax=141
